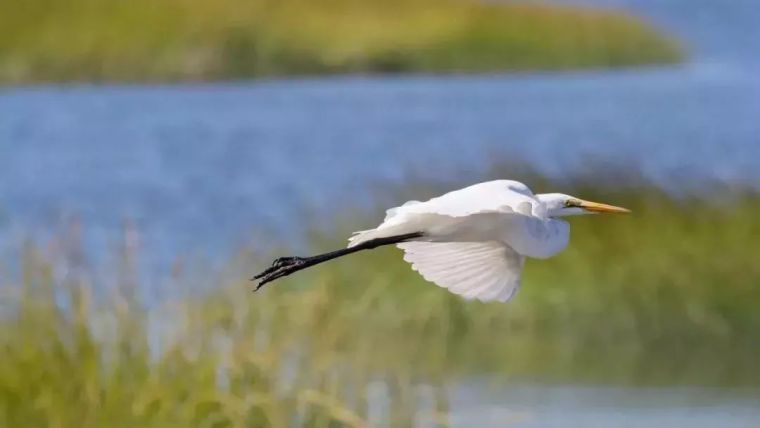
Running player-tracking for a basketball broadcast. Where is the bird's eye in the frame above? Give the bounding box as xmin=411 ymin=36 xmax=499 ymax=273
xmin=564 ymin=200 xmax=574 ymax=207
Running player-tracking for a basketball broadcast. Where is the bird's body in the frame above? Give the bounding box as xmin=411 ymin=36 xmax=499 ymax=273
xmin=253 ymin=180 xmax=629 ymax=302
xmin=350 ymin=180 xmax=570 ymax=256
xmin=347 ymin=180 xmax=570 ymax=302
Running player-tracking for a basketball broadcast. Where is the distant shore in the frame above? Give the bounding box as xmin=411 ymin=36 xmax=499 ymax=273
xmin=0 ymin=0 xmax=684 ymax=84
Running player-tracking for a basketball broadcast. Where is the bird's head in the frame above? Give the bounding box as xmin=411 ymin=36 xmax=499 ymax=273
xmin=537 ymin=193 xmax=630 ymax=217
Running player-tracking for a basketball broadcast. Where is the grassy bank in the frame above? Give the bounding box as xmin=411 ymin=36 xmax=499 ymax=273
xmin=0 ymin=0 xmax=684 ymax=83
xmin=1 ymin=172 xmax=758 ymax=426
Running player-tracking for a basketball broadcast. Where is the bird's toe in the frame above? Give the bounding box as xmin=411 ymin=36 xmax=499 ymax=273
xmin=271 ymin=256 xmax=298 ymax=268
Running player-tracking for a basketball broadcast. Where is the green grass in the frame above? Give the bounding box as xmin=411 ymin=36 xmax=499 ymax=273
xmin=1 ymin=170 xmax=759 ymax=426
xmin=0 ymin=0 xmax=684 ymax=83
xmin=299 ymin=171 xmax=760 ymax=385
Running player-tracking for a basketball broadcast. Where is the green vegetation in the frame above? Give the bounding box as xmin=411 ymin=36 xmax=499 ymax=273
xmin=0 ymin=0 xmax=684 ymax=83
xmin=1 ymin=170 xmax=758 ymax=426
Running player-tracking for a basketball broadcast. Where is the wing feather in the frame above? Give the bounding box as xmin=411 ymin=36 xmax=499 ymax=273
xmin=398 ymin=241 xmax=525 ymax=303
xmin=393 ymin=180 xmax=546 ymax=219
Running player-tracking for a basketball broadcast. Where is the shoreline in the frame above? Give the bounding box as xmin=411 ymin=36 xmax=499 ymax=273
xmin=0 ymin=61 xmax=690 ymax=91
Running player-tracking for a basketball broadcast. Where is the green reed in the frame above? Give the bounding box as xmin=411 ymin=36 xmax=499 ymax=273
xmin=1 ymin=245 xmax=443 ymax=427
xmin=0 ymin=0 xmax=683 ymax=83
xmin=1 ymin=172 xmax=758 ymax=426
xmin=296 ymin=175 xmax=760 ymax=386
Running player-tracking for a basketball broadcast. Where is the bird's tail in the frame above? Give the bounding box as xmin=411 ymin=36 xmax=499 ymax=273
xmin=347 ymin=228 xmax=384 ymax=248
xmin=347 ymin=200 xmax=429 ymax=248
xmin=347 ymin=225 xmax=425 ymax=248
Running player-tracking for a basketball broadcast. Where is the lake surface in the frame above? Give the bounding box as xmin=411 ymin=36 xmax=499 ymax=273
xmin=447 ymin=383 xmax=760 ymax=428
xmin=1 ymin=0 xmax=759 ymax=268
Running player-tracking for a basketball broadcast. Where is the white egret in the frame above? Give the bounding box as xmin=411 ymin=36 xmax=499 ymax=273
xmin=253 ymin=180 xmax=629 ymax=302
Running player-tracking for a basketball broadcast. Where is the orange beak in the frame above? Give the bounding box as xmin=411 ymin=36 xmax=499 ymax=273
xmin=578 ymin=200 xmax=631 ymax=214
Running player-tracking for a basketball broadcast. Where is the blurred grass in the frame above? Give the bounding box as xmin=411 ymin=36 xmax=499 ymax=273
xmin=0 ymin=0 xmax=684 ymax=83
xmin=1 ymin=169 xmax=759 ymax=426
xmin=300 ymin=170 xmax=760 ymax=385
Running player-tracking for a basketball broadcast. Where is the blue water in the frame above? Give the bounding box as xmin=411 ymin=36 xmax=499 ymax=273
xmin=1 ymin=65 xmax=756 ymax=260
xmin=447 ymin=382 xmax=760 ymax=428
xmin=1 ymin=1 xmax=759 ymax=266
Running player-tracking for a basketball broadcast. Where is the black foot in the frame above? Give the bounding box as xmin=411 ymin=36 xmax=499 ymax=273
xmin=271 ymin=256 xmax=299 ymax=269
xmin=251 ymin=256 xmax=307 ymax=291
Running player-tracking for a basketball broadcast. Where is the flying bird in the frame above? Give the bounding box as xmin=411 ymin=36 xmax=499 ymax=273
xmin=252 ymin=180 xmax=629 ymax=302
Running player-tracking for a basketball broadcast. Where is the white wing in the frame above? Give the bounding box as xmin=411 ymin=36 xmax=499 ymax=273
xmin=389 ymin=180 xmax=546 ymax=219
xmin=398 ymin=241 xmax=525 ymax=303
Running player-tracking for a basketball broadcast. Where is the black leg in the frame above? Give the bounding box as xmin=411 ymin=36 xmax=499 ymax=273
xmin=251 ymin=232 xmax=423 ymax=291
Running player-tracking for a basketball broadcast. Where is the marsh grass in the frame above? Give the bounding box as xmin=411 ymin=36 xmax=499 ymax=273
xmin=0 ymin=0 xmax=683 ymax=83
xmin=300 ymin=174 xmax=760 ymax=386
xmin=1 ymin=172 xmax=759 ymax=426
xmin=1 ymin=246 xmax=450 ymax=427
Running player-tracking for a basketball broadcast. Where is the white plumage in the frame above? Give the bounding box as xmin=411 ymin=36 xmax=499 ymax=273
xmin=347 ymin=180 xmax=628 ymax=303
xmin=254 ymin=179 xmax=628 ymax=300
xmin=398 ymin=241 xmax=524 ymax=303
